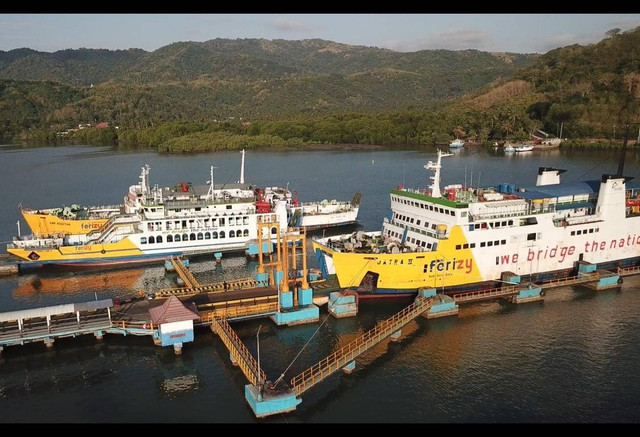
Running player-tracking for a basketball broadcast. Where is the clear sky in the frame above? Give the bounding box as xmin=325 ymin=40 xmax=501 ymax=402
xmin=1 ymin=14 xmax=640 ymax=54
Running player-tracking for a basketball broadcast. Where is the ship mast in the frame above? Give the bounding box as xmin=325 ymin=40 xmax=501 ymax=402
xmin=425 ymin=149 xmax=453 ymax=198
xmin=207 ymin=165 xmax=218 ymax=201
xmin=239 ymin=149 xmax=245 ymax=184
xmin=139 ymin=165 xmax=151 ymax=196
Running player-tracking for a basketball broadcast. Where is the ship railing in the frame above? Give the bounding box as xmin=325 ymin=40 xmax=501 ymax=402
xmin=468 ymin=210 xmax=531 ymax=222
xmin=161 ymin=197 xmax=256 ymax=209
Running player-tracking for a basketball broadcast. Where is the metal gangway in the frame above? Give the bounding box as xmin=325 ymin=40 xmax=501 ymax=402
xmin=289 ymin=296 xmax=433 ymax=395
xmin=156 ymin=277 xmax=262 ymax=298
xmin=169 ymin=256 xmax=200 ymax=289
xmin=211 ymin=317 xmax=267 ymax=387
xmin=450 ymin=271 xmax=603 ymax=304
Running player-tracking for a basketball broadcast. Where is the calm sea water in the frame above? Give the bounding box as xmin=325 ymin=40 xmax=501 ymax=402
xmin=0 ymin=144 xmax=639 ymax=422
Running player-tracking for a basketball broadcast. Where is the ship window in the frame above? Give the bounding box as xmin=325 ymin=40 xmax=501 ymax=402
xmin=272 ymin=226 xmax=277 ymax=234
xmin=166 ymin=222 xmax=173 ymax=231
xmin=212 ymin=231 xmax=218 ymax=239
xmin=577 ymin=230 xmax=582 ymax=235
xmin=487 ymin=241 xmax=493 ymax=247
xmin=494 ymin=222 xmax=500 ymax=228
xmin=219 ymin=231 xmax=225 ymax=238
xmin=470 ymin=243 xmax=475 ymax=248
xmin=421 ymin=204 xmax=424 ymax=209
xmin=205 ymin=232 xmax=211 ymax=239
xmin=456 ymin=244 xmax=461 ymax=250
xmin=148 ymin=236 xmax=155 ymax=244
xmin=421 ymin=241 xmax=426 ymax=247
xmin=182 ymin=220 xmax=187 ymax=228
xmin=226 ymin=205 xmax=232 ymax=209
xmin=197 ymin=233 xmax=203 ymax=240
xmin=527 ymin=233 xmax=536 ymax=241
xmin=174 ymin=234 xmax=181 ymax=242
xmin=508 ymin=220 xmax=513 ymax=225
xmin=229 ymin=230 xmax=235 ymax=238
xmin=494 ymin=240 xmax=499 ymax=246
xmin=219 ymin=218 xmax=225 ymax=226
xmin=589 ymin=229 xmax=594 ymax=234
xmin=427 ymin=243 xmax=432 ymax=249
xmin=195 ymin=207 xmax=201 ymax=212
xmin=151 ymin=208 xmax=156 ymax=213
xmin=229 ymin=218 xmax=234 ymax=226
xmin=501 ymin=240 xmax=506 ymax=245
xmin=243 ymin=217 xmax=249 ymax=225
xmin=496 ymin=257 xmax=499 ymax=265
xmin=182 ymin=234 xmax=187 ymax=241
xmin=502 ymin=221 xmax=507 ymax=227
xmin=461 ymin=212 xmax=467 ymax=218
xmin=175 ymin=221 xmax=180 ymax=229
xmin=157 ymin=236 xmax=163 ymax=243
xmin=474 ymin=224 xmax=480 ymax=229
xmin=595 ymin=228 xmax=599 ymax=232
xmin=416 ymin=220 xmax=421 ymax=225
xmin=481 ymin=242 xmax=485 ymax=247
xmin=410 ymin=218 xmax=414 ymax=224
xmin=148 ymin=223 xmax=154 ymax=231
xmin=243 ymin=229 xmax=249 ymax=237
xmin=140 ymin=237 xmax=147 ymax=244
xmin=439 ymin=208 xmax=444 ymax=213
xmin=156 ymin=222 xmax=162 ymax=231
xmin=190 ymin=233 xmax=196 ymax=241
xmin=571 ymin=231 xmax=575 ymax=236
xmin=167 ymin=235 xmax=173 ymax=243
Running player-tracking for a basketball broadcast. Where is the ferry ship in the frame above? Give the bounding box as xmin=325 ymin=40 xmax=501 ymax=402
xmin=8 ymin=165 xmax=292 ymax=267
xmin=312 ymin=150 xmax=640 ymax=297
xmin=18 ymin=150 xmax=360 ymax=238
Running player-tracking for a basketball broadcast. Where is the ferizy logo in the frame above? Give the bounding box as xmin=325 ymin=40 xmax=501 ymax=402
xmin=424 ymin=258 xmax=473 ymax=274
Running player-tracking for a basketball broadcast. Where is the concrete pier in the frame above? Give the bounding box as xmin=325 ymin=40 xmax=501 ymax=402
xmin=244 ymin=384 xmax=301 ymax=418
xmin=327 ymin=291 xmax=358 ymax=318
xmin=418 ymin=288 xmax=459 ymax=319
xmin=389 ymin=329 xmax=402 ymax=342
xmin=584 ymin=270 xmax=622 ymax=290
xmin=0 ymin=264 xmax=19 ymax=276
xmin=511 ymin=283 xmax=544 ymax=304
xmin=342 ymin=360 xmax=356 ymax=374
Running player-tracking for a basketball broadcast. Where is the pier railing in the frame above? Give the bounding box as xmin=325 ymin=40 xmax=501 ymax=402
xmin=451 ymin=286 xmax=519 ymax=303
xmin=170 ymin=257 xmax=200 ymax=289
xmin=290 ymin=297 xmax=433 ymax=395
xmin=211 ymin=317 xmax=267 ymax=386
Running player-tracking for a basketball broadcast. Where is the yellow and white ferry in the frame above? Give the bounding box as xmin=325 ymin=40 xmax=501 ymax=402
xmin=312 ymin=150 xmax=640 ymax=296
xmin=18 ymin=150 xmax=360 ymax=240
xmin=8 ymin=165 xmax=290 ymax=267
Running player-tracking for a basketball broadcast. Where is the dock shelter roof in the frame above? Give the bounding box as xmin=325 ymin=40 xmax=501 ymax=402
xmin=148 ymin=296 xmax=200 ymax=325
xmin=0 ymin=299 xmax=113 ymax=323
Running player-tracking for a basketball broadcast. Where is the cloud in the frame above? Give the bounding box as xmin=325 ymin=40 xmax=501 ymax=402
xmin=382 ymin=29 xmax=493 ymax=52
xmin=0 ymin=20 xmax=35 ymax=32
xmin=272 ymin=18 xmax=312 ymax=32
xmin=532 ymin=31 xmax=613 ymax=53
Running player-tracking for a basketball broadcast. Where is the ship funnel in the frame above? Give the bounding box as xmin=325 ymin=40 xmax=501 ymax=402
xmin=536 ymin=167 xmax=566 ymax=186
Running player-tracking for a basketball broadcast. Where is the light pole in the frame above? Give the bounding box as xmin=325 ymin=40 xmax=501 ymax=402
xmin=256 ymin=324 xmax=263 ymax=399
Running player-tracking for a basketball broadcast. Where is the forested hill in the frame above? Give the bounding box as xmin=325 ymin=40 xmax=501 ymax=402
xmin=451 ymin=26 xmax=640 ymax=139
xmin=0 ymin=39 xmax=534 ymax=86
